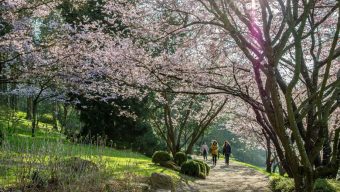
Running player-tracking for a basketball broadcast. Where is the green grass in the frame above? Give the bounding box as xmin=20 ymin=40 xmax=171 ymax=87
xmin=0 ymin=111 xmax=180 ymax=188
xmin=230 ymin=158 xmax=272 ymax=176
xmin=230 ymin=157 xmax=340 ymax=191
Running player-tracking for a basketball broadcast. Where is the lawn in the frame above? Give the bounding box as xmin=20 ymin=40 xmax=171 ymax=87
xmin=0 ymin=111 xmax=180 ymax=189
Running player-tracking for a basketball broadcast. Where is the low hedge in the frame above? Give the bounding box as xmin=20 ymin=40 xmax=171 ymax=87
xmin=152 ymin=151 xmax=171 ymax=164
xmin=174 ymin=152 xmax=187 ymax=166
xmin=193 ymin=160 xmax=209 ymax=176
xmin=181 ymin=160 xmax=201 ymax=177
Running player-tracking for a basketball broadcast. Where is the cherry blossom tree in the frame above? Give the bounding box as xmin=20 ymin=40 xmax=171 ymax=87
xmin=95 ymin=1 xmax=339 ymax=191
xmin=150 ymin=92 xmax=228 ymax=156
xmin=1 ymin=1 xmax=339 ymax=190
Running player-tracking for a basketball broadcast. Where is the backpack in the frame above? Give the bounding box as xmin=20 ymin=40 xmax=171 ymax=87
xmin=203 ymin=148 xmax=207 ymax=155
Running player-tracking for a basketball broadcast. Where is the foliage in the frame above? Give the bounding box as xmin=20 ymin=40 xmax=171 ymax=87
xmin=0 ymin=128 xmax=3 ymax=146
xmin=202 ymin=127 xmax=266 ymax=167
xmin=152 ymin=151 xmax=171 ymax=164
xmin=70 ymin=94 xmax=154 ymax=150
xmin=174 ymin=152 xmax=187 ymax=166
xmin=180 ymin=160 xmax=201 ymax=178
xmin=134 ymin=124 xmax=166 ymax=157
xmin=314 ymin=179 xmax=337 ymax=192
xmin=39 ymin=113 xmax=54 ymax=124
xmin=57 ymin=157 xmax=99 ymax=174
xmin=150 ymin=92 xmax=227 ymax=156
xmin=0 ymin=113 xmax=180 ymax=189
xmin=193 ymin=159 xmax=210 ymax=176
xmin=269 ymin=176 xmax=295 ymax=192
xmin=270 ymin=176 xmax=338 ymax=192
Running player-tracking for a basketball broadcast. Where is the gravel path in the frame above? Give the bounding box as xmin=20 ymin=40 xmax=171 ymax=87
xmin=176 ymin=158 xmax=271 ymax=192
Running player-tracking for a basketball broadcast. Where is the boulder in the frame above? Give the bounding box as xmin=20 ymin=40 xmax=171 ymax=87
xmin=150 ymin=173 xmax=174 ymax=191
xmin=160 ymin=161 xmax=181 ymax=171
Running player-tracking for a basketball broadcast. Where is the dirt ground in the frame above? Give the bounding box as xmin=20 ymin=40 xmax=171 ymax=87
xmin=176 ymin=157 xmax=271 ymax=192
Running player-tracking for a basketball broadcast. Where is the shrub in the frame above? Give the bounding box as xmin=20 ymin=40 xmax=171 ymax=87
xmin=174 ymin=152 xmax=187 ymax=166
xmin=193 ymin=160 xmax=206 ymax=175
xmin=187 ymin=155 xmax=192 ymax=160
xmin=204 ymin=162 xmax=210 ymax=175
xmin=180 ymin=160 xmax=200 ymax=177
xmin=152 ymin=151 xmax=171 ymax=164
xmin=314 ymin=179 xmax=336 ymax=192
xmin=269 ymin=176 xmax=294 ymax=192
xmin=39 ymin=114 xmax=54 ymax=124
xmin=31 ymin=170 xmax=47 ymax=188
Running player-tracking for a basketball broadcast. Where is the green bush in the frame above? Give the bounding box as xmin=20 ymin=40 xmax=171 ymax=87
xmin=314 ymin=179 xmax=336 ymax=192
xmin=193 ymin=159 xmax=210 ymax=175
xmin=181 ymin=160 xmax=200 ymax=177
xmin=187 ymin=155 xmax=192 ymax=160
xmin=39 ymin=114 xmax=54 ymax=124
xmin=193 ymin=160 xmax=206 ymax=175
xmin=204 ymin=162 xmax=210 ymax=175
xmin=152 ymin=151 xmax=171 ymax=164
xmin=270 ymin=175 xmax=294 ymax=192
xmin=174 ymin=152 xmax=187 ymax=166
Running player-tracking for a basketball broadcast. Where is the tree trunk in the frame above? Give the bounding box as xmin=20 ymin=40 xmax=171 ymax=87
xmin=52 ymin=102 xmax=58 ymax=130
xmin=26 ymin=96 xmax=33 ymax=120
xmin=9 ymin=83 xmax=17 ymax=111
xmin=265 ymin=137 xmax=272 ymax=173
xmin=322 ymin=136 xmax=331 ymax=165
xmin=293 ymin=169 xmax=315 ymax=192
xmin=31 ymin=101 xmax=38 ymax=137
xmin=185 ymin=143 xmax=194 ymax=154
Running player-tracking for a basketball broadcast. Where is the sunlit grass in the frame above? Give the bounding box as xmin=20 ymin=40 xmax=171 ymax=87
xmin=0 ymin=111 xmax=180 ymax=189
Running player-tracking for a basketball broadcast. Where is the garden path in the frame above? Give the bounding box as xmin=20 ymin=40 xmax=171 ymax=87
xmin=176 ymin=157 xmax=271 ymax=192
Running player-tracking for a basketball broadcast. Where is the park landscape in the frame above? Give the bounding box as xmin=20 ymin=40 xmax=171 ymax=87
xmin=0 ymin=0 xmax=340 ymax=191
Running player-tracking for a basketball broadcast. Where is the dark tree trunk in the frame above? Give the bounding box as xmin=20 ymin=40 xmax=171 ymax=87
xmin=9 ymin=83 xmax=17 ymax=111
xmin=186 ymin=143 xmax=194 ymax=154
xmin=31 ymin=100 xmax=38 ymax=137
xmin=52 ymin=102 xmax=58 ymax=130
xmin=26 ymin=96 xmax=33 ymax=120
xmin=322 ymin=136 xmax=331 ymax=165
xmin=265 ymin=137 xmax=272 ymax=173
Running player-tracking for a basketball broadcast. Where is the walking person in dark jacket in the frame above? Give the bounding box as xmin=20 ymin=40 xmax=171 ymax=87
xmin=222 ymin=141 xmax=231 ymax=166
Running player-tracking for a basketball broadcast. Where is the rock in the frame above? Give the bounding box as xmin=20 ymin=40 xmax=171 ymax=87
xmin=150 ymin=173 xmax=174 ymax=191
xmin=160 ymin=161 xmax=181 ymax=171
xmin=131 ymin=182 xmax=151 ymax=191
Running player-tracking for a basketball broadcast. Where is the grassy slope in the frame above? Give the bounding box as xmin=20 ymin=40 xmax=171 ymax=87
xmin=0 ymin=111 xmax=179 ymax=187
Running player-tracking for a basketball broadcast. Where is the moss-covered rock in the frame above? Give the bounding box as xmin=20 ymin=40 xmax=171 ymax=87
xmin=160 ymin=160 xmax=181 ymax=171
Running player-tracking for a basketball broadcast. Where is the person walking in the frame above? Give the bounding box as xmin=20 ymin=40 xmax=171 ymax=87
xmin=211 ymin=140 xmax=218 ymax=166
xmin=201 ymin=142 xmax=209 ymax=161
xmin=222 ymin=141 xmax=232 ymax=166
